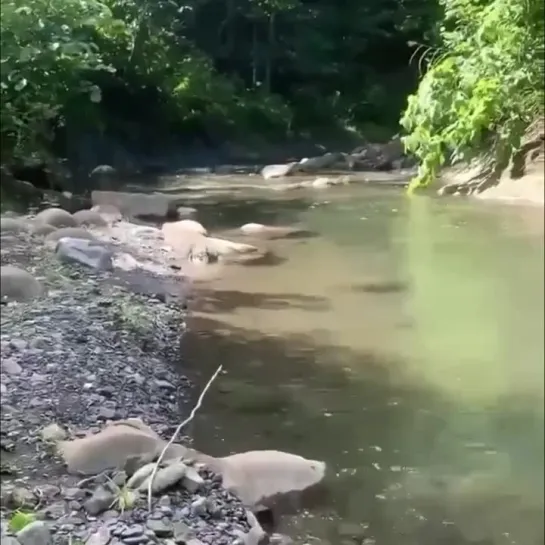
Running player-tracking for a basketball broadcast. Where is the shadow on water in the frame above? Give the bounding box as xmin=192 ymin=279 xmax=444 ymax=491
xmin=180 ymin=315 xmax=544 ymax=545
xmin=189 ymin=289 xmax=330 ymax=313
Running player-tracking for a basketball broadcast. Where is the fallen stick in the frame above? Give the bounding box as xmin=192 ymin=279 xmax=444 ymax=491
xmin=147 ymin=364 xmax=223 ymax=510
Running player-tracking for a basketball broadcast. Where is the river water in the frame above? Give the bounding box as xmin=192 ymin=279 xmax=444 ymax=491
xmin=175 ymin=182 xmax=544 ymax=545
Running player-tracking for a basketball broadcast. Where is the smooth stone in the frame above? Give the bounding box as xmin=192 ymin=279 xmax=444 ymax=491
xmin=16 ymin=521 xmax=52 ymax=545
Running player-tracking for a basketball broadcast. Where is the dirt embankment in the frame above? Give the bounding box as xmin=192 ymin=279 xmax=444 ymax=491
xmin=439 ymin=118 xmax=545 ymax=206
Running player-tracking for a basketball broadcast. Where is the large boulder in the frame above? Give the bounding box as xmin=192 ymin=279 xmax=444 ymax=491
xmin=45 ymin=227 xmax=96 ymax=244
xmin=34 ymin=207 xmax=77 ymax=228
xmin=260 ymin=163 xmax=299 ymax=180
xmin=55 ymin=238 xmax=114 ymax=271
xmin=0 ymin=265 xmax=43 ymax=302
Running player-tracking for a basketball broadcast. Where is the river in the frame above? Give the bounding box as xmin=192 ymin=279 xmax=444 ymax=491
xmin=171 ymin=181 xmax=544 ymax=545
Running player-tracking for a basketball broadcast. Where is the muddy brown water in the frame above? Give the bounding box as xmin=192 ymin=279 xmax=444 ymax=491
xmin=162 ymin=179 xmax=544 ymax=545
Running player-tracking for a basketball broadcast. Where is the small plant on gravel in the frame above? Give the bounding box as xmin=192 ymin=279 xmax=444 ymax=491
xmin=104 ymin=475 xmax=139 ymax=513
xmin=114 ymin=298 xmax=151 ymax=334
xmin=8 ymin=510 xmax=36 ymax=532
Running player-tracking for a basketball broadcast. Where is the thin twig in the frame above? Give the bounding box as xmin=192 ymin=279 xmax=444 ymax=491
xmin=147 ymin=364 xmax=223 ymax=510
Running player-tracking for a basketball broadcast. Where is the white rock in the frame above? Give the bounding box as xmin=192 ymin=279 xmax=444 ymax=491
xmin=162 ymin=219 xmax=207 ymax=237
xmin=55 ymin=237 xmax=114 ymax=271
xmin=260 ymin=163 xmax=298 ymax=180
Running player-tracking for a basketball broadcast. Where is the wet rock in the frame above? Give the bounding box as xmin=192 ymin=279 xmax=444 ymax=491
xmin=260 ymin=163 xmax=299 ymax=180
xmin=72 ymin=209 xmax=109 ymax=227
xmin=40 ymin=422 xmax=68 ymax=442
xmin=55 ymin=237 xmax=114 ymax=271
xmin=34 ymin=208 xmax=77 ymax=228
xmin=84 ymin=486 xmax=116 ymax=515
xmin=1 ymin=217 xmax=29 ymax=234
xmin=16 ymin=521 xmax=52 ymax=545
xmin=0 ymin=265 xmax=43 ymax=301
xmin=176 ymin=206 xmax=198 ymax=219
xmin=45 ymin=227 xmax=97 ymax=245
xmin=85 ymin=525 xmax=111 ymax=545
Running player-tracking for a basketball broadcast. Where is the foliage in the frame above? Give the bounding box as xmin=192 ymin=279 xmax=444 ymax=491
xmin=0 ymin=0 xmax=435 ymax=162
xmin=8 ymin=510 xmax=36 ymax=532
xmin=401 ymin=0 xmax=545 ymax=192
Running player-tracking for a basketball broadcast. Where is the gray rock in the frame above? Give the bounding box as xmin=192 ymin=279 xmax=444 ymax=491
xmin=297 ymin=152 xmax=347 ymax=172
xmin=2 ymin=357 xmax=23 ymax=375
xmin=34 ymin=208 xmax=77 ymax=228
xmin=146 ymin=519 xmax=173 ymax=537
xmin=91 ymin=191 xmax=177 ymax=220
xmin=73 ymin=209 xmax=108 ymax=227
xmin=85 ymin=525 xmax=111 ymax=545
xmin=0 ymin=265 xmax=43 ymax=302
xmin=2 ymin=537 xmax=21 ymax=545
xmin=16 ymin=521 xmax=52 ymax=545
xmin=84 ymin=486 xmax=116 ymax=515
xmin=55 ymin=237 xmax=114 ymax=270
xmin=30 ymin=223 xmax=57 ymax=236
xmin=11 ymin=486 xmax=37 ymax=508
xmin=45 ymin=227 xmax=97 ymax=244
xmin=260 ymin=163 xmax=299 ymax=180
xmin=190 ymin=496 xmax=207 ymax=517
xmin=172 ymin=521 xmax=194 ymax=542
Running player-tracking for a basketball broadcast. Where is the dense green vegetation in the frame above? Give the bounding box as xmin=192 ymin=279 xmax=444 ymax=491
xmin=1 ymin=0 xmax=543 ymax=189
xmin=401 ymin=0 xmax=545 ymax=191
xmin=0 ymin=0 xmax=435 ymax=164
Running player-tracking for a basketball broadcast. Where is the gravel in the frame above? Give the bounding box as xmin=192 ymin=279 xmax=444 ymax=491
xmin=0 ymin=228 xmax=259 ymax=545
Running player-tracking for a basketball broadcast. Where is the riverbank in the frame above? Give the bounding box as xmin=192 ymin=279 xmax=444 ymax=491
xmin=0 ymin=221 xmax=265 ymax=544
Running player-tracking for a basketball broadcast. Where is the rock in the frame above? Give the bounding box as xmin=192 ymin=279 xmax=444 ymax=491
xmin=311 ymin=175 xmax=350 ymax=188
xmin=11 ymin=486 xmax=37 ymax=508
xmin=260 ymin=163 xmax=299 ymax=180
xmin=213 ymin=450 xmax=327 ymax=510
xmin=72 ymin=209 xmax=109 ymax=227
xmin=138 ymin=461 xmax=188 ymax=494
xmin=146 ymin=519 xmax=173 ymax=537
xmin=91 ymin=204 xmax=123 ymax=223
xmin=176 ymin=206 xmax=198 ymax=219
xmin=58 ymin=420 xmax=188 ymax=475
xmin=239 ymin=223 xmax=305 ymax=240
xmin=172 ymin=521 xmax=195 ymax=542
xmin=34 ymin=208 xmax=77 ymax=228
xmin=89 ymin=165 xmax=117 ymax=180
xmin=2 ymin=357 xmax=23 ymax=375
xmin=30 ymin=223 xmax=57 ymax=236
xmin=83 ymin=486 xmax=116 ymax=515
xmin=85 ymin=525 xmax=111 ymax=545
xmin=55 ymin=237 xmax=114 ymax=271
xmin=162 ymin=219 xmax=207 ymax=238
xmin=45 ymin=227 xmax=97 ymax=245
xmin=298 ymin=152 xmax=346 ymax=172
xmin=40 ymin=423 xmax=67 ymax=442
xmin=1 ymin=217 xmax=29 ymax=234
xmin=16 ymin=521 xmax=52 ymax=545
xmin=1 ymin=537 xmax=20 ymax=545
xmin=0 ymin=265 xmax=43 ymax=302
xmin=91 ymin=191 xmax=178 ymax=220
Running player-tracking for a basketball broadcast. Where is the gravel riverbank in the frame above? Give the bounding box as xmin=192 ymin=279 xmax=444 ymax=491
xmin=0 ymin=220 xmax=265 ymax=545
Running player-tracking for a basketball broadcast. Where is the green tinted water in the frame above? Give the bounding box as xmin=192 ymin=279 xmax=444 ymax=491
xmin=180 ymin=184 xmax=544 ymax=545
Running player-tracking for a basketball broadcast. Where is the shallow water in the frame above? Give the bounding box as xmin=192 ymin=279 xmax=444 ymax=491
xmin=177 ymin=182 xmax=544 ymax=545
